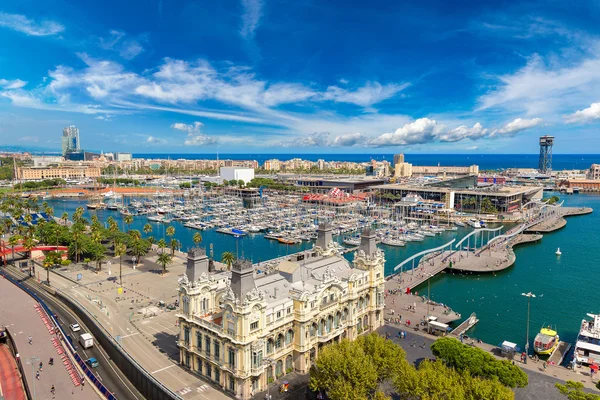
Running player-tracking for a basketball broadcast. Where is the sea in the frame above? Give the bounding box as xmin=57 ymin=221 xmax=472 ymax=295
xmin=43 ymin=190 xmax=599 ymax=355
xmin=133 ymin=153 xmax=600 ymax=171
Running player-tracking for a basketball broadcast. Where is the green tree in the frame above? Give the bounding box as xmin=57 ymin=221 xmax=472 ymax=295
xmin=124 ymin=214 xmax=134 ymax=232
xmin=143 ymin=223 xmax=152 ymax=237
xmin=309 ymin=338 xmax=379 ymax=400
xmin=42 ymin=251 xmax=63 ymax=285
xmin=193 ymin=232 xmax=202 ymax=247
xmin=157 ymin=238 xmax=167 ymax=253
xmin=430 ymin=337 xmax=528 ymax=388
xmin=157 ymin=252 xmax=173 ymax=275
xmin=22 ymin=235 xmax=35 ymax=261
xmin=166 ymin=226 xmax=175 ymax=254
xmin=114 ymin=241 xmax=127 ymax=286
xmin=221 ymin=251 xmax=235 ymax=270
xmin=61 ymin=212 xmax=69 ymax=225
xmin=70 ymin=222 xmax=86 ymax=263
xmin=88 ymin=241 xmax=106 ymax=272
xmin=556 ymin=381 xmax=600 ymax=400
xmin=130 ymin=238 xmax=149 ymax=266
xmin=8 ymin=234 xmax=21 ymax=264
xmin=170 ymin=238 xmax=179 ymax=256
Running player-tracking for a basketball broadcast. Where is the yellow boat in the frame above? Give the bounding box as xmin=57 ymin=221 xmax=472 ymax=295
xmin=533 ymin=327 xmax=559 ymax=355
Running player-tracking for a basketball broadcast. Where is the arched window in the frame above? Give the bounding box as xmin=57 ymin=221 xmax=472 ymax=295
xmin=318 ymin=320 xmax=324 ymax=336
xmin=334 ymin=312 xmax=341 ymax=328
xmin=182 ymin=296 xmax=190 ymax=314
xmin=365 ymin=294 xmax=370 ymax=307
xmin=311 ymin=323 xmax=317 ymax=337
xmin=285 ymin=329 xmax=293 ymax=345
xmin=266 ymin=339 xmax=274 ymax=354
xmin=363 ymin=315 xmax=369 ymax=329
xmin=285 ymin=355 xmax=293 ymax=372
xmin=275 ymin=334 xmax=283 ymax=349
xmin=276 ymin=360 xmax=283 ymax=377
xmin=357 ymin=319 xmax=362 ymax=332
xmin=327 ymin=315 xmax=333 ymax=333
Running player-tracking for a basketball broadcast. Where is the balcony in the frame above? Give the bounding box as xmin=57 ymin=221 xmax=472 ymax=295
xmin=318 ymin=324 xmax=346 ymax=343
xmin=177 ymin=340 xmax=190 ymax=350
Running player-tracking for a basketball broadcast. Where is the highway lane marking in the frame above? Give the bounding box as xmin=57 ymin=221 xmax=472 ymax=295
xmin=151 ymin=364 xmax=176 ymax=374
xmin=120 ymin=332 xmax=140 ymax=339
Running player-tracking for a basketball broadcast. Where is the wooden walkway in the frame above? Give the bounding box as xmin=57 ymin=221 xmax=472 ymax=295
xmin=450 ymin=313 xmax=479 ymax=336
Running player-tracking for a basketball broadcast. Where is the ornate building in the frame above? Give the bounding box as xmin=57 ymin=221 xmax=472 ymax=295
xmin=176 ymin=224 xmax=386 ymax=399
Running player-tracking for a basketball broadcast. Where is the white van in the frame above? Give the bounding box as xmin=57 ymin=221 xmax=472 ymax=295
xmin=79 ymin=333 xmax=94 ymax=349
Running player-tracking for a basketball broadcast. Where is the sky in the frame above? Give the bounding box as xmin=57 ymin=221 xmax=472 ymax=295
xmin=1 ymin=0 xmax=600 ymax=154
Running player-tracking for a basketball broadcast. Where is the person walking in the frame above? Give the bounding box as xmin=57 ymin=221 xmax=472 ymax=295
xmin=28 ymin=336 xmax=32 ymax=345
xmin=51 ymin=385 xmax=55 ymax=395
xmin=36 ymin=371 xmax=40 ymax=380
xmin=39 ymin=361 xmax=43 ymax=371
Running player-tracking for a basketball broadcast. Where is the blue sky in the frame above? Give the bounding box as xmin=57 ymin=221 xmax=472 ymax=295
xmin=1 ymin=0 xmax=600 ymax=154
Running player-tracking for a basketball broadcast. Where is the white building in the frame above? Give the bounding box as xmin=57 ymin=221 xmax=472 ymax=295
xmin=220 ymin=167 xmax=255 ymax=184
xmin=115 ymin=152 xmax=133 ymax=162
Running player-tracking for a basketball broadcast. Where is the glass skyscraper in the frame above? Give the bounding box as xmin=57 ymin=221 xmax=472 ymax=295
xmin=62 ymin=125 xmax=80 ymax=156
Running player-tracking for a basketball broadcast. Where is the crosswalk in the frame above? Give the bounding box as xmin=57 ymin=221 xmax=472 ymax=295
xmin=178 ymin=384 xmax=209 ymax=396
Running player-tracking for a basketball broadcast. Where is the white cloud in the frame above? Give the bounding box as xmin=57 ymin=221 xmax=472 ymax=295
xmin=466 ymin=145 xmax=478 ymax=150
xmin=171 ymin=121 xmax=204 ymax=134
xmin=18 ymin=136 xmax=39 ymax=143
xmin=95 ymin=114 xmax=113 ymax=121
xmin=322 ymin=82 xmax=410 ymax=108
xmin=437 ymin=123 xmax=487 ymax=142
xmin=146 ymin=136 xmax=166 ymax=144
xmin=279 ymin=131 xmax=366 ymax=148
xmin=565 ymin=102 xmax=600 ymax=124
xmin=99 ymin=30 xmax=145 ymax=60
xmin=368 ymin=118 xmax=442 ymax=146
xmin=491 ymin=117 xmax=543 ymax=137
xmin=0 ymin=78 xmax=27 ymax=89
xmin=0 ymin=12 xmax=64 ymax=36
xmin=240 ymin=0 xmax=264 ymax=38
xmin=478 ymin=51 xmax=600 ymax=116
xmin=339 ymin=78 xmax=349 ymax=85
xmin=184 ymin=135 xmax=218 ymax=146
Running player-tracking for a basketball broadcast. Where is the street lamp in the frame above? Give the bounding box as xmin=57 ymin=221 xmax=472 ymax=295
xmin=521 ymin=292 xmax=536 ymax=364
xmin=426 ymin=273 xmax=433 ymax=333
xmin=262 ymin=357 xmax=275 ymax=399
xmin=26 ymin=355 xmax=39 ymax=400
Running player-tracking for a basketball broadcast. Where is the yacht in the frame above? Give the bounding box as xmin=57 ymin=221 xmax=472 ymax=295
xmin=454 ymin=220 xmax=466 ymax=227
xmin=343 ymin=236 xmax=360 ymax=246
xmin=381 ymin=237 xmax=405 ymax=247
xmin=466 ymin=219 xmax=482 ymax=228
xmin=575 ymin=314 xmax=600 ymax=366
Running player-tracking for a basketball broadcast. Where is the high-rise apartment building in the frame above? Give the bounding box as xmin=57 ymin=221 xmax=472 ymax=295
xmin=62 ymin=125 xmax=80 ymax=156
xmin=393 ymin=153 xmax=404 ymax=166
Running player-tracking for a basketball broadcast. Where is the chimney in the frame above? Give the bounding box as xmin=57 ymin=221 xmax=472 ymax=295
xmin=316 ymin=222 xmax=333 ymax=249
xmin=359 ymin=227 xmax=377 ymax=257
xmin=186 ymin=247 xmax=209 ymax=281
xmin=230 ymin=258 xmax=255 ymax=300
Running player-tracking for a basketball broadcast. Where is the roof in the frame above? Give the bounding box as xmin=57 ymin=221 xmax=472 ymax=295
xmin=278 ymin=260 xmax=299 ymax=274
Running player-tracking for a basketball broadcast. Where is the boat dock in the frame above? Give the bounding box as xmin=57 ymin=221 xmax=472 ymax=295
xmin=548 ymin=341 xmax=572 ymax=365
xmin=450 ymin=312 xmax=479 ymax=337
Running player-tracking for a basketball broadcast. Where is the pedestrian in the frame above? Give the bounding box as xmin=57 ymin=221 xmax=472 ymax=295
xmin=36 ymin=371 xmax=40 ymax=380
xmin=81 ymin=376 xmax=85 ymax=390
xmin=543 ymin=361 xmax=547 ymax=371
xmin=39 ymin=361 xmax=43 ymax=371
xmin=29 ymin=336 xmax=32 ymax=345
xmin=51 ymin=385 xmax=55 ymax=395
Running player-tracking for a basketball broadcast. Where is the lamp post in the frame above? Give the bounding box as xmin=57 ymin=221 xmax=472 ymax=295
xmin=262 ymin=357 xmax=275 ymax=399
xmin=521 ymin=292 xmax=536 ymax=364
xmin=26 ymin=356 xmax=39 ymax=400
xmin=426 ymin=273 xmax=433 ymax=333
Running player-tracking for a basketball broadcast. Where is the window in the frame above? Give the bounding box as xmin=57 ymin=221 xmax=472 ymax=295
xmin=215 ymin=369 xmax=220 ymax=383
xmin=267 ymin=339 xmax=273 ymax=354
xmin=310 ymin=301 xmax=315 ymax=308
xmin=275 ymin=334 xmax=283 ymax=349
xmin=376 ymin=273 xmax=381 ymax=279
xmin=329 ymin=294 xmax=335 ymax=302
xmin=229 ymin=376 xmax=235 ymax=391
xmin=183 ymin=296 xmax=189 ymax=314
xmin=287 ymin=307 xmax=291 ymax=314
xmin=206 ymin=363 xmax=212 ymax=379
xmin=214 ymin=342 xmax=220 ymax=360
xmin=201 ymin=298 xmax=209 ymax=312
xmin=184 ymin=327 xmax=190 ymax=344
xmin=196 ymin=332 xmax=202 ymax=350
xmin=250 ymin=321 xmax=258 ymax=331
xmin=276 ymin=311 xmax=282 ymax=319
xmin=285 ymin=329 xmax=293 ymax=344
xmin=228 ymin=348 xmax=236 ymax=367
xmin=205 ymin=337 xmax=211 ymax=355
xmin=253 ymin=350 xmax=263 ymax=368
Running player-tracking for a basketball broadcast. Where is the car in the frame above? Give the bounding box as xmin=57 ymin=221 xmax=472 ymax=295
xmin=70 ymin=323 xmax=81 ymax=332
xmin=85 ymin=358 xmax=99 ymax=368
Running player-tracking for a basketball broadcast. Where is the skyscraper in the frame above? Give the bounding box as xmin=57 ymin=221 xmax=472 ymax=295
xmin=62 ymin=125 xmax=80 ymax=156
xmin=393 ymin=153 xmax=404 ymax=166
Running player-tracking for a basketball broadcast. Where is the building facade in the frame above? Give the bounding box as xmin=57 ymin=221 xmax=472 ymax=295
xmin=177 ymin=225 xmax=385 ymax=399
xmin=16 ymin=166 xmax=100 ymax=180
xmin=587 ymin=164 xmax=600 ymax=180
xmin=62 ymin=125 xmax=80 ymax=156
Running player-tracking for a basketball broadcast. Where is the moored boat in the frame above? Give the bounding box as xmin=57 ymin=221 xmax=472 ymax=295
xmin=575 ymin=314 xmax=600 ymax=366
xmin=533 ymin=326 xmax=559 ymax=355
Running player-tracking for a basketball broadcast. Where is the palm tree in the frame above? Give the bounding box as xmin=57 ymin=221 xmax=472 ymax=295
xmin=70 ymin=222 xmax=85 ymax=263
xmin=42 ymin=251 xmax=62 ymax=285
xmin=221 ymin=251 xmax=235 ymax=271
xmin=130 ymin=238 xmax=149 ymax=266
xmin=166 ymin=225 xmax=175 ymax=238
xmin=22 ymin=236 xmax=35 ymax=261
xmin=170 ymin=238 xmax=179 ymax=256
xmin=114 ymin=241 xmax=127 ymax=286
xmin=193 ymin=232 xmax=202 ymax=247
xmin=124 ymin=215 xmax=134 ymax=232
xmin=157 ymin=238 xmax=167 ymax=254
xmin=61 ymin=212 xmax=69 ymax=226
xmin=8 ymin=235 xmax=21 ymax=264
xmin=23 ymin=213 xmax=33 ymax=227
xmin=143 ymin=223 xmax=152 ymax=237
xmin=90 ymin=242 xmax=106 ymax=272
xmin=157 ymin=252 xmax=173 ymax=275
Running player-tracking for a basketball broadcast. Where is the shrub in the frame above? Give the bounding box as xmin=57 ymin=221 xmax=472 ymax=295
xmin=431 ymin=337 xmax=528 ymax=388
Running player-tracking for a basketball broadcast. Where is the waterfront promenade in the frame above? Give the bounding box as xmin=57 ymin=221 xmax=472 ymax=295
xmin=0 ymin=277 xmax=97 ymax=400
xmin=13 ymin=249 xmax=233 ymax=400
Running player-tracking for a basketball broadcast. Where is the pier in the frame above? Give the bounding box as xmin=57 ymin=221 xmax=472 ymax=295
xmin=450 ymin=312 xmax=479 ymax=337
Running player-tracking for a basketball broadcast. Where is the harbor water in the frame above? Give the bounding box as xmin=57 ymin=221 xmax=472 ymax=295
xmin=44 ymin=191 xmax=597 ymax=348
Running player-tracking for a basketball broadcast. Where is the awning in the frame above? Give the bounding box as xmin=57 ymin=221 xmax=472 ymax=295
xmin=429 ymin=321 xmax=449 ymax=331
xmin=576 ymin=341 xmax=600 ymax=353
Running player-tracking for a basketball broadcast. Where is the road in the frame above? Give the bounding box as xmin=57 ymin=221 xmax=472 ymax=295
xmin=3 ymin=265 xmax=144 ymax=400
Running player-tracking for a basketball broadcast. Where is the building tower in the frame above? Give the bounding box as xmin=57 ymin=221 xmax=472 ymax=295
xmin=393 ymin=153 xmax=405 ymax=167
xmin=538 ymin=135 xmax=554 ymax=174
xmin=62 ymin=125 xmax=80 ymax=156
